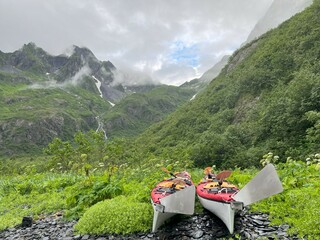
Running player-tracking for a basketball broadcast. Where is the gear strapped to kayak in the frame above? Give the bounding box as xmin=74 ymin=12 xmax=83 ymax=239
xmin=151 ymin=171 xmax=193 ymax=204
xmin=151 ymin=169 xmax=195 ymax=232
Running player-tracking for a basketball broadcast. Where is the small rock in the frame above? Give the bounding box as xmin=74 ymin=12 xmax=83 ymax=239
xmin=251 ymin=219 xmax=264 ymax=226
xmin=191 ymin=230 xmax=204 ymax=239
xmin=243 ymin=231 xmax=251 ymax=239
xmin=21 ymin=216 xmax=33 ymax=228
xmin=281 ymin=224 xmax=290 ymax=230
xmin=65 ymin=228 xmax=73 ymax=237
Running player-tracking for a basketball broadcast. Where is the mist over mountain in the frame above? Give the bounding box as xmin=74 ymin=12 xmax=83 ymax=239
xmin=1 ymin=2 xmax=320 ymax=238
xmin=135 ymin=0 xmax=320 ymax=168
xmin=190 ymin=0 xmax=313 ymax=95
xmin=0 ymin=0 xmax=317 ymax=158
xmin=0 ymin=43 xmax=195 ymax=155
xmin=246 ymin=0 xmax=313 ymax=43
xmin=0 ymin=43 xmax=162 ymax=103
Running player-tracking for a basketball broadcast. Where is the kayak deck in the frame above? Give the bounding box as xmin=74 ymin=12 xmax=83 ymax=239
xmin=151 ymin=174 xmax=193 ymax=204
xmin=196 ymin=180 xmax=238 ymax=203
xmin=151 ymin=171 xmax=195 ymax=232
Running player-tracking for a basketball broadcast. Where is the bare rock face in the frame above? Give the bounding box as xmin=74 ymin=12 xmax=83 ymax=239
xmin=0 ymin=114 xmax=96 ymax=155
xmin=224 ymin=41 xmax=259 ymax=74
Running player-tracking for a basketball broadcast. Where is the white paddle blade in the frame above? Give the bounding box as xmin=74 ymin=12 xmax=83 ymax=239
xmin=233 ymin=164 xmax=283 ymax=206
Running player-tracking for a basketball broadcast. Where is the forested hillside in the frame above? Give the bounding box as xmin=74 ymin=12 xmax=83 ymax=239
xmin=1 ymin=1 xmax=320 ymax=239
xmin=136 ymin=0 xmax=320 ymax=168
xmin=0 ymin=44 xmax=195 ymax=156
xmin=103 ymin=85 xmax=195 ymax=138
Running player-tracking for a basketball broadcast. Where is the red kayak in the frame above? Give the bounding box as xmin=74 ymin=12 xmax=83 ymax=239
xmin=196 ymin=179 xmax=239 ymax=203
xmin=151 ymin=171 xmax=195 ymax=232
xmin=196 ymin=165 xmax=283 ymax=234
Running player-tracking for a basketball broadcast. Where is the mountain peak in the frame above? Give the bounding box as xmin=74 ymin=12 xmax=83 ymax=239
xmin=22 ymin=42 xmax=37 ymax=49
xmin=19 ymin=42 xmax=51 ymax=59
xmin=21 ymin=42 xmax=42 ymax=53
xmin=103 ymin=60 xmax=116 ymax=70
xmin=72 ymin=45 xmax=96 ymax=60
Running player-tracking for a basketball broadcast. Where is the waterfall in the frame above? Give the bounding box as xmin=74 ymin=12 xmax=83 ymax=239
xmin=95 ymin=116 xmax=108 ymax=140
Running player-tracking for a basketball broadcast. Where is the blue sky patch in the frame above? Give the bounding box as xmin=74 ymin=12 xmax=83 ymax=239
xmin=169 ymin=40 xmax=199 ymax=67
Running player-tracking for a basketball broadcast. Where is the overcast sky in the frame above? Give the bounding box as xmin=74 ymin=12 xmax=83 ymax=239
xmin=0 ymin=0 xmax=273 ymax=85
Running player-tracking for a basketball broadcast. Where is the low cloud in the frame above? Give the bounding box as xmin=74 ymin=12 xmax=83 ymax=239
xmin=28 ymin=64 xmax=92 ymax=90
xmin=70 ymin=65 xmax=91 ymax=85
xmin=28 ymin=81 xmax=62 ymax=90
xmin=111 ymin=68 xmax=160 ymax=87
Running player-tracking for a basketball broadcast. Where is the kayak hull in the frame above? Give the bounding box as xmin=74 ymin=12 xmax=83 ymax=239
xmin=196 ymin=164 xmax=283 ymax=234
xmin=151 ymin=207 xmax=176 ymax=233
xmin=197 ymin=195 xmax=236 ymax=234
xmin=151 ymin=184 xmax=195 ymax=232
xmin=196 ymin=180 xmax=241 ymax=234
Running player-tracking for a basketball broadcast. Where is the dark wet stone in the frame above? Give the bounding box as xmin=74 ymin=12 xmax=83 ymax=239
xmin=81 ymin=234 xmax=90 ymax=240
xmin=281 ymin=224 xmax=290 ymax=230
xmin=65 ymin=228 xmax=73 ymax=236
xmin=0 ymin=211 xmax=294 ymax=240
xmin=191 ymin=230 xmax=204 ymax=239
xmin=21 ymin=217 xmax=33 ymax=228
xmin=180 ymin=236 xmax=189 ymax=240
xmin=251 ymin=219 xmax=265 ymax=225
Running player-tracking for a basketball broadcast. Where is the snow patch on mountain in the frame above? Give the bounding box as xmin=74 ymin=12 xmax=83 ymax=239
xmin=92 ymin=75 xmax=103 ymax=98
xmin=108 ymin=101 xmax=115 ymax=107
xmin=190 ymin=94 xmax=197 ymax=101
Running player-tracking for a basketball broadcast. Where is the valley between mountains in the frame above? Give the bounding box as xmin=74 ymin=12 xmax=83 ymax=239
xmin=1 ymin=0 xmax=320 ymax=239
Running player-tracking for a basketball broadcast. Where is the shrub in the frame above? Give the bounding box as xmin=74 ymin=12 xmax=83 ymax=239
xmin=74 ymin=195 xmax=153 ymax=234
xmin=251 ymin=158 xmax=320 ymax=238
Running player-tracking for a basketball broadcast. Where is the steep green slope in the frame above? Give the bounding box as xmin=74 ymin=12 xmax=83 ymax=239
xmin=0 ymin=44 xmax=196 ymax=156
xmin=103 ymin=85 xmax=195 ymax=138
xmin=0 ymin=45 xmax=112 ymax=156
xmin=136 ymin=0 xmax=320 ymax=168
xmin=0 ymin=75 xmax=111 ymax=155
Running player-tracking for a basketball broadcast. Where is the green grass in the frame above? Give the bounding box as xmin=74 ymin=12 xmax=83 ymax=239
xmin=0 ymin=173 xmax=82 ymax=230
xmin=0 ymin=158 xmax=319 ymax=237
xmin=250 ymin=160 xmax=320 ymax=238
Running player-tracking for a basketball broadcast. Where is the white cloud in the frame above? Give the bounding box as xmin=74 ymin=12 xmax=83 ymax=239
xmin=111 ymin=68 xmax=159 ymax=87
xmin=0 ymin=0 xmax=274 ymax=85
xmin=70 ymin=65 xmax=91 ymax=85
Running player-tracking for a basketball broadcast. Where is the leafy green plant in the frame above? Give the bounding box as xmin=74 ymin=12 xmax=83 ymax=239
xmin=260 ymin=152 xmax=279 ymax=166
xmin=0 ymin=173 xmax=80 ymax=230
xmin=74 ymin=195 xmax=153 ymax=234
xmin=64 ymin=173 xmax=123 ymax=219
xmin=251 ymin=157 xmax=320 ymax=238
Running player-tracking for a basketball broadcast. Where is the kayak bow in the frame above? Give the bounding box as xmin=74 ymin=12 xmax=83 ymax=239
xmin=151 ymin=171 xmax=195 ymax=232
xmin=196 ymin=164 xmax=283 ymax=234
